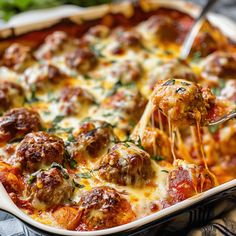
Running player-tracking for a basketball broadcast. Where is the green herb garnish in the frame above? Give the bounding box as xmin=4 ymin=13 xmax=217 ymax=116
xmin=151 ymin=156 xmax=165 ymax=161
xmin=77 ymin=172 xmax=91 ymax=179
xmin=51 ymin=162 xmax=69 ymax=179
xmin=72 ymin=179 xmax=85 ymax=188
xmin=209 ymin=124 xmax=219 ymax=134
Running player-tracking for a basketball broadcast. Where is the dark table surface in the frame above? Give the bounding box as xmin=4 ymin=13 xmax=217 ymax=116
xmin=0 ymin=0 xmax=235 ymax=236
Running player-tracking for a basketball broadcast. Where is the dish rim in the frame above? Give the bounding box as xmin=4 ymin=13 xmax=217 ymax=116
xmin=0 ymin=0 xmax=235 ymax=235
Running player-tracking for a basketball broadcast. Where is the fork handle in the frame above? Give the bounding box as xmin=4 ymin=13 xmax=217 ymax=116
xmin=209 ymin=111 xmax=236 ymax=126
xmin=180 ymin=0 xmax=219 ymax=59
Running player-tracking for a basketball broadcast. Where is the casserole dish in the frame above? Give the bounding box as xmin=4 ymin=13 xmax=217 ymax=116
xmin=0 ymin=0 xmax=236 ymax=235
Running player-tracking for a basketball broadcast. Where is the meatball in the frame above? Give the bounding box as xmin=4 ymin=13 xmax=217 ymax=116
xmin=102 ymin=88 xmax=147 ymax=123
xmin=76 ymin=186 xmax=136 ymax=231
xmin=84 ymin=25 xmax=110 ymax=44
xmin=65 ymin=48 xmax=97 ymax=73
xmin=15 ymin=132 xmax=65 ymax=172
xmin=0 ymin=108 xmax=41 ymax=143
xmin=191 ymin=32 xmax=219 ymax=57
xmin=69 ymin=120 xmax=118 ymax=159
xmin=148 ymin=59 xmax=197 ymax=89
xmin=152 ymin=79 xmax=216 ymax=127
xmin=202 ymin=52 xmax=236 ymax=81
xmin=26 ymin=166 xmax=73 ymax=209
xmin=167 ymin=160 xmax=214 ymax=204
xmin=2 ymin=43 xmax=32 ymax=71
xmin=34 ymin=31 xmax=68 ymax=60
xmin=88 ymin=25 xmax=110 ymax=38
xmin=0 ymin=81 xmax=24 ymax=113
xmin=139 ymin=127 xmax=172 ymax=162
xmin=59 ymin=87 xmax=94 ymax=115
xmin=23 ymin=63 xmax=64 ymax=89
xmin=109 ymin=60 xmax=142 ymax=85
xmin=98 ymin=142 xmax=155 ymax=186
xmin=115 ymin=28 xmax=141 ymax=47
xmin=140 ymin=15 xmax=180 ymax=42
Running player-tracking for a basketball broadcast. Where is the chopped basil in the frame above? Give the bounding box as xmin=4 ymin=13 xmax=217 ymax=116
xmin=163 ymin=50 xmax=173 ymax=55
xmin=69 ymin=159 xmax=77 ymax=169
xmin=163 ymin=79 xmax=175 ymax=86
xmin=176 ymin=87 xmax=186 ymax=94
xmin=103 ymin=112 xmax=113 ymax=117
xmin=83 ymin=74 xmax=92 ymax=80
xmin=209 ymin=124 xmax=219 ymax=134
xmin=211 ymin=87 xmax=221 ymax=96
xmin=26 ymin=85 xmax=39 ymax=103
xmin=135 ymin=136 xmax=145 ymax=150
xmin=27 ymin=174 xmax=37 ymax=184
xmin=53 ymin=115 xmax=65 ymax=124
xmin=43 ymin=111 xmax=51 ymax=116
xmin=67 ymin=134 xmax=76 ymax=142
xmin=181 ymin=81 xmax=191 ymax=86
xmin=212 ymin=79 xmax=226 ymax=96
xmin=151 ymin=156 xmax=165 ymax=161
xmin=77 ymin=172 xmax=91 ymax=179
xmin=72 ymin=179 xmax=85 ymax=188
xmin=123 ymin=142 xmax=130 ymax=148
xmin=192 ymin=51 xmax=202 ymax=62
xmin=107 ymin=81 xmax=122 ymax=96
xmin=51 ymin=162 xmax=69 ymax=179
xmin=161 ymin=170 xmax=169 ymax=173
xmin=9 ymin=137 xmax=23 ymax=144
xmin=90 ymin=44 xmax=105 ymax=58
xmin=129 ymin=120 xmax=136 ymax=128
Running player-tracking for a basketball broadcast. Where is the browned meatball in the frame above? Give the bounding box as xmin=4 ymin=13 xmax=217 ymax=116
xmin=34 ymin=31 xmax=68 ymax=60
xmin=69 ymin=120 xmax=118 ymax=159
xmin=84 ymin=25 xmax=110 ymax=44
xmin=59 ymin=87 xmax=94 ymax=115
xmin=115 ymin=28 xmax=141 ymax=47
xmin=76 ymin=186 xmax=136 ymax=231
xmin=110 ymin=60 xmax=142 ymax=85
xmin=202 ymin=52 xmax=236 ymax=80
xmin=2 ymin=43 xmax=31 ymax=71
xmin=15 ymin=132 xmax=65 ymax=172
xmin=88 ymin=25 xmax=110 ymax=38
xmin=0 ymin=81 xmax=24 ymax=113
xmin=26 ymin=166 xmax=73 ymax=209
xmin=0 ymin=108 xmax=41 ymax=143
xmin=23 ymin=63 xmax=64 ymax=89
xmin=152 ymin=79 xmax=216 ymax=127
xmin=142 ymin=15 xmax=180 ymax=42
xmin=65 ymin=48 xmax=97 ymax=73
xmin=191 ymin=32 xmax=219 ymax=57
xmin=99 ymin=142 xmax=155 ymax=186
xmin=102 ymin=88 xmax=147 ymax=123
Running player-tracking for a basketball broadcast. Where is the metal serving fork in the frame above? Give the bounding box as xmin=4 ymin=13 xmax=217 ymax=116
xmin=179 ymin=0 xmax=236 ymax=126
xmin=179 ymin=0 xmax=219 ymax=59
xmin=209 ymin=110 xmax=236 ymax=126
